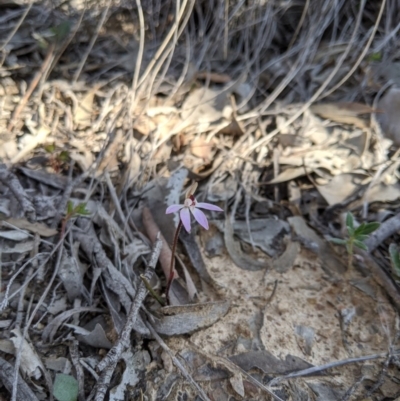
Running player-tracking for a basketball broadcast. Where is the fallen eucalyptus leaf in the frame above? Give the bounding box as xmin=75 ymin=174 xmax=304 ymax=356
xmin=4 ymin=217 xmax=58 ymax=237
xmin=151 ymin=301 xmax=230 ymax=336
xmin=229 ymin=350 xmax=313 ymax=375
xmin=53 ymin=373 xmax=79 ymax=401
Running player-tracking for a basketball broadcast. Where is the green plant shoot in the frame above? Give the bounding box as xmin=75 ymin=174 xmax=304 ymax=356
xmin=330 ymin=212 xmax=380 ymax=270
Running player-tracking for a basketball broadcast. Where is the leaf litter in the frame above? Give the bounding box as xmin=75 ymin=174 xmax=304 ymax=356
xmin=0 ymin=1 xmax=400 ymax=400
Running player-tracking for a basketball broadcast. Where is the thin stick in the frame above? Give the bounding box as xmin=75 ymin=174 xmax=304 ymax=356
xmin=7 ymin=42 xmax=55 ymax=132
xmin=73 ymin=0 xmax=111 ymax=83
xmin=269 ymin=350 xmax=399 ymax=386
xmin=96 ymin=237 xmax=162 ymax=372
xmin=145 ymin=321 xmax=212 ymax=401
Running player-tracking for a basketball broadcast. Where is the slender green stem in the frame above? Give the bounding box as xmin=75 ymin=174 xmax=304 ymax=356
xmin=140 ymin=275 xmax=165 ymax=306
xmin=166 ymin=220 xmax=182 ymax=304
xmin=347 ymin=239 xmax=353 ymax=271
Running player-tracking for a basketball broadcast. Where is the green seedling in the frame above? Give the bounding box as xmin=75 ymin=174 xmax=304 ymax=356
xmin=330 ymin=212 xmax=380 ymax=270
xmin=368 ymin=52 xmax=382 ymax=62
xmin=60 ymin=201 xmax=90 ymax=237
xmin=389 ymin=244 xmax=400 ymax=278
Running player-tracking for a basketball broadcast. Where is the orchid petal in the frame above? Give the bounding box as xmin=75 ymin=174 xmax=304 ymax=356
xmin=180 ymin=207 xmax=191 ymax=233
xmin=192 ymin=208 xmax=209 ymax=230
xmin=195 ymin=202 xmax=223 ymax=212
xmin=166 ymin=204 xmax=183 ymax=214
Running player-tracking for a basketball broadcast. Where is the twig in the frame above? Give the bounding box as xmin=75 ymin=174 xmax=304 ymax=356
xmin=7 ymin=42 xmax=55 ymax=132
xmin=0 ymin=2 xmax=32 ymax=53
xmin=69 ymin=340 xmax=85 ymax=401
xmin=130 ymin=0 xmax=145 ymax=113
xmin=320 ymin=0 xmax=386 ymax=99
xmin=364 ymin=213 xmax=400 ymax=252
xmin=145 ymin=321 xmax=212 ymax=401
xmin=341 ymin=375 xmax=365 ymax=401
xmin=269 ymin=350 xmax=399 ymax=386
xmin=104 ymin=172 xmax=134 ymax=241
xmin=92 ymin=237 xmax=162 ymax=401
xmin=0 ymin=357 xmax=39 ymax=401
xmin=73 ymin=0 xmax=111 ymax=83
xmin=242 ymin=0 xmax=366 ymax=156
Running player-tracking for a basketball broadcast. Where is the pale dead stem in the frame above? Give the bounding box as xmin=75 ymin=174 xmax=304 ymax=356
xmin=146 ymin=0 xmax=195 ymax=98
xmin=242 ymin=0 xmax=371 ymax=157
xmin=268 ymin=349 xmax=400 ymax=386
xmin=72 ymin=0 xmax=112 ymax=83
xmin=69 ymin=340 xmax=85 ymax=401
xmin=320 ymin=0 xmax=386 ymax=100
xmin=104 ymin=171 xmax=135 ymax=241
xmin=0 ymin=2 xmax=32 ymax=55
xmin=287 ymin=0 xmax=310 ymax=50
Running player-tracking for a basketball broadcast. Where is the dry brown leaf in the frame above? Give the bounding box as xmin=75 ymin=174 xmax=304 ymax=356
xmin=96 ymin=130 xmax=123 ymax=175
xmin=196 ymin=71 xmax=231 ymax=83
xmin=3 ymin=218 xmax=57 ymax=237
xmin=190 ymin=135 xmax=215 ymax=160
xmin=377 ymin=87 xmax=400 ymax=145
xmin=74 ymin=90 xmax=95 ymax=128
xmin=133 ymin=115 xmax=156 ymax=136
xmin=218 ymin=117 xmax=244 ymax=137
xmin=267 ymin=167 xmax=305 ymax=184
xmin=230 ymin=373 xmax=245 ymax=397
xmin=311 ymin=103 xmax=374 ymax=129
xmin=316 ymin=173 xmax=363 ymax=206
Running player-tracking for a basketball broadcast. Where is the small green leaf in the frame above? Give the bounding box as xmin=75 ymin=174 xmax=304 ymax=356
xmin=53 ymin=374 xmax=78 ymax=401
xmin=353 ymin=240 xmax=368 ymax=251
xmin=354 ymin=223 xmax=366 ymax=235
xmin=66 ymin=201 xmax=74 ymax=215
xmin=347 ymin=226 xmax=355 ymax=237
xmin=330 ymin=238 xmax=347 ymax=245
xmin=354 ymin=234 xmax=369 ymax=242
xmin=75 ymin=203 xmax=90 ymax=216
xmin=358 ymin=222 xmax=380 ymax=235
xmin=58 ymin=151 xmax=70 ymax=162
xmin=389 ymin=244 xmax=400 ymax=277
xmin=368 ymin=52 xmax=382 ymax=62
xmin=346 ymin=212 xmax=354 ymax=231
xmin=50 ymin=21 xmax=72 ymax=42
xmin=44 ymin=143 xmax=56 ymax=153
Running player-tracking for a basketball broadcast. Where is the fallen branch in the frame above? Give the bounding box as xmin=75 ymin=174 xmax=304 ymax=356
xmin=93 ymin=236 xmax=162 ymax=401
xmin=364 ymin=212 xmax=400 ymax=252
xmin=269 ymin=349 xmax=399 ymax=386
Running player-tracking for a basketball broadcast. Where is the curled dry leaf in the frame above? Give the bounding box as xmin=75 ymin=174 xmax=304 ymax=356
xmin=142 ymin=206 xmax=179 ymax=281
xmin=152 ymin=300 xmax=230 ymax=336
xmin=11 ymin=328 xmax=45 ymax=380
xmin=3 ymin=218 xmax=58 ymax=237
xmin=311 ymin=102 xmax=375 ymax=129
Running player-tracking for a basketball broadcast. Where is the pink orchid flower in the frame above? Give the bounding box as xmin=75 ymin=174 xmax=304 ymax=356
xmin=166 ymin=194 xmax=223 ymax=233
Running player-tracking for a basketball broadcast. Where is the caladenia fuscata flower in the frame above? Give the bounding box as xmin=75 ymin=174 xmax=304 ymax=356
xmin=165 ymin=182 xmax=223 ymax=302
xmin=166 ymin=195 xmax=223 ymax=233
